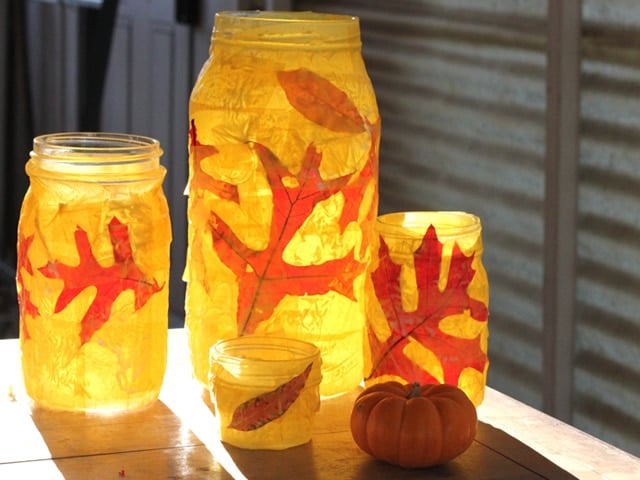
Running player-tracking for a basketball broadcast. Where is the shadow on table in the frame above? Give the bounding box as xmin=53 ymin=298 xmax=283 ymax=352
xmin=198 ymin=387 xmax=579 ymax=480
xmin=351 ymin=422 xmax=580 ymax=480
xmin=27 ymin=396 xmax=579 ymax=479
xmin=222 ymin=421 xmax=580 ymax=480
xmin=29 ymin=399 xmax=226 ymax=479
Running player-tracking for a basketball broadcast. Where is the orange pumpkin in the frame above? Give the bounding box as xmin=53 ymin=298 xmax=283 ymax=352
xmin=350 ymin=381 xmax=477 ymax=468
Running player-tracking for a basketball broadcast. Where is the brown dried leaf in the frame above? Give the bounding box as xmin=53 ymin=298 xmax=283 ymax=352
xmin=277 ymin=68 xmax=365 ymax=133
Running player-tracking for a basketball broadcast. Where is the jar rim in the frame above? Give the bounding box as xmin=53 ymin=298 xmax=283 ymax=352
xmin=212 ymin=11 xmax=361 ymax=49
xmin=28 ymin=132 xmax=164 ymax=181
xmin=210 ymin=335 xmax=320 ymax=366
xmin=217 ymin=10 xmax=357 ymax=23
xmin=32 ymin=132 xmax=161 ymax=160
xmin=377 ymin=211 xmax=482 ymax=238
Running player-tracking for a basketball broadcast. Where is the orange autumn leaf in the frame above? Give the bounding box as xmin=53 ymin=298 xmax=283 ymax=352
xmin=338 ymin=118 xmax=381 ymax=259
xmin=229 ymin=362 xmax=313 ymax=431
xmin=16 ymin=233 xmax=39 ymax=340
xmin=188 ymin=103 xmax=378 ymax=335
xmin=367 ymin=226 xmax=488 ymax=386
xmin=38 ymin=217 xmax=163 ymax=345
xmin=189 ymin=119 xmax=239 ymax=202
xmin=208 ymin=141 xmax=360 ymax=335
xmin=277 ymin=68 xmax=365 ymax=133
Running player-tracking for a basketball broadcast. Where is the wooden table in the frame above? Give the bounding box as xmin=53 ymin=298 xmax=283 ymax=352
xmin=1 ymin=329 xmax=639 ymax=479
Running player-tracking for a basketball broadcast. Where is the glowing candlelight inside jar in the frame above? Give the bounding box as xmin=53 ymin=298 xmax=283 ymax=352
xmin=364 ymin=211 xmax=489 ymax=406
xmin=16 ymin=133 xmax=171 ymax=411
xmin=186 ymin=11 xmax=380 ymax=397
xmin=209 ymin=336 xmax=322 ymax=450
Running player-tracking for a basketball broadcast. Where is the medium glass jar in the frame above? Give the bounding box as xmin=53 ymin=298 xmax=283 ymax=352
xmin=209 ymin=336 xmax=322 ymax=450
xmin=364 ymin=212 xmax=489 ymax=406
xmin=16 ymin=132 xmax=171 ymax=411
xmin=186 ymin=11 xmax=380 ymax=396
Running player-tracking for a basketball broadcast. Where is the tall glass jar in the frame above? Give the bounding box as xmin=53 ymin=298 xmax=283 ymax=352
xmin=186 ymin=11 xmax=380 ymax=396
xmin=16 ymin=133 xmax=171 ymax=411
xmin=364 ymin=212 xmax=489 ymax=406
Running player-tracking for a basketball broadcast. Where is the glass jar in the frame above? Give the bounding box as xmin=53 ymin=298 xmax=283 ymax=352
xmin=209 ymin=336 xmax=322 ymax=450
xmin=364 ymin=212 xmax=489 ymax=406
xmin=186 ymin=11 xmax=380 ymax=396
xmin=16 ymin=132 xmax=171 ymax=411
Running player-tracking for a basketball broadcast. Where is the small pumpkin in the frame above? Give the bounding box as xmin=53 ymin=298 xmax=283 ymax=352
xmin=350 ymin=381 xmax=477 ymax=468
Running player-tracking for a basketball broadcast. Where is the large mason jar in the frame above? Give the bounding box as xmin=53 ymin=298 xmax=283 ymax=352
xmin=186 ymin=11 xmax=380 ymax=396
xmin=16 ymin=132 xmax=171 ymax=411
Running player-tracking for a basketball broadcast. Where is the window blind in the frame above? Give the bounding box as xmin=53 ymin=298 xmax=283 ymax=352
xmin=296 ymin=0 xmax=548 ymax=407
xmin=295 ymin=0 xmax=640 ymax=456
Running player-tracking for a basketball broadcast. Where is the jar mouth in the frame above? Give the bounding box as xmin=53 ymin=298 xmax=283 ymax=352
xmin=218 ymin=10 xmax=356 ymax=23
xmin=377 ymin=211 xmax=482 ymax=239
xmin=29 ymin=132 xmax=164 ymax=180
xmin=210 ymin=336 xmax=320 ymax=366
xmin=212 ymin=11 xmax=361 ymax=49
xmin=33 ymin=132 xmax=161 ymax=159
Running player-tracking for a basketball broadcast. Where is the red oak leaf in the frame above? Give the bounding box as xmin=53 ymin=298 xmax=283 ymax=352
xmin=209 ymin=142 xmax=360 ymax=334
xmin=16 ymin=233 xmax=39 ymax=340
xmin=228 ymin=362 xmax=313 ymax=431
xmin=39 ymin=217 xmax=163 ymax=345
xmin=277 ymin=69 xmax=365 ymax=133
xmin=189 ymin=119 xmax=239 ymax=202
xmin=337 ymin=118 xmax=381 ymax=259
xmin=367 ymin=226 xmax=488 ymax=386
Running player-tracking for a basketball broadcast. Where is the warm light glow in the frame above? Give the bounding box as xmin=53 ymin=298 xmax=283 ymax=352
xmin=185 ymin=11 xmax=380 ymax=397
xmin=17 ymin=133 xmax=171 ymax=411
xmin=364 ymin=211 xmax=489 ymax=406
xmin=209 ymin=336 xmax=322 ymax=450
xmin=167 ymin=391 xmax=249 ymax=480
xmin=0 ymin=344 xmax=62 ymax=477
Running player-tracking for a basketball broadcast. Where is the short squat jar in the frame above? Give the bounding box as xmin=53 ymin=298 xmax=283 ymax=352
xmin=209 ymin=336 xmax=322 ymax=450
xmin=16 ymin=132 xmax=171 ymax=411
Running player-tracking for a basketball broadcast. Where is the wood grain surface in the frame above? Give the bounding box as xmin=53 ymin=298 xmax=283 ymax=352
xmin=1 ymin=330 xmax=637 ymax=479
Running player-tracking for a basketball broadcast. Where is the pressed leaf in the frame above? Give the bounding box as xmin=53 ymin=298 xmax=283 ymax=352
xmin=38 ymin=217 xmax=163 ymax=345
xmin=208 ymin=140 xmax=362 ymax=334
xmin=337 ymin=118 xmax=381 ymax=260
xmin=188 ymin=94 xmax=377 ymax=336
xmin=189 ymin=119 xmax=239 ymax=202
xmin=367 ymin=226 xmax=488 ymax=386
xmin=16 ymin=233 xmax=39 ymax=339
xmin=228 ymin=362 xmax=313 ymax=431
xmin=277 ymin=69 xmax=365 ymax=134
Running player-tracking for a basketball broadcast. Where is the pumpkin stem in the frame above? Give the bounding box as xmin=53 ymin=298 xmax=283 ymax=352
xmin=407 ymin=382 xmax=422 ymax=398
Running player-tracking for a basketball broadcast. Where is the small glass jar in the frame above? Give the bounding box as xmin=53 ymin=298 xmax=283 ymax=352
xmin=16 ymin=132 xmax=171 ymax=411
xmin=209 ymin=336 xmax=322 ymax=450
xmin=364 ymin=211 xmax=489 ymax=406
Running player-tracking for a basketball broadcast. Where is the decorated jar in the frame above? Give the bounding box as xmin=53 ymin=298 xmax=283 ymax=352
xmin=364 ymin=211 xmax=489 ymax=406
xmin=16 ymin=132 xmax=171 ymax=411
xmin=209 ymin=335 xmax=322 ymax=449
xmin=186 ymin=11 xmax=380 ymax=396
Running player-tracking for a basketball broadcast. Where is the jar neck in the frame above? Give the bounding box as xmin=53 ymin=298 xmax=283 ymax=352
xmin=28 ymin=132 xmax=164 ymax=181
xmin=211 ymin=11 xmax=362 ymax=52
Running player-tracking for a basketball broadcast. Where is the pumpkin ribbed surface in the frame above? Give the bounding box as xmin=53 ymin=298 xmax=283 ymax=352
xmin=350 ymin=381 xmax=477 ymax=468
